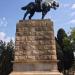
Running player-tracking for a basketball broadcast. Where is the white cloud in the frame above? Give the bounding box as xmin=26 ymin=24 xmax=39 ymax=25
xmin=69 ymin=19 xmax=75 ymax=24
xmin=71 ymin=4 xmax=75 ymax=9
xmin=0 ymin=32 xmax=6 ymax=40
xmin=0 ymin=32 xmax=15 ymax=43
xmin=0 ymin=17 xmax=8 ymax=27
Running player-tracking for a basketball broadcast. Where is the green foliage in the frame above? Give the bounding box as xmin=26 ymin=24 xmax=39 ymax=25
xmin=57 ymin=28 xmax=67 ymax=50
xmin=56 ymin=28 xmax=74 ymax=74
xmin=71 ymin=28 xmax=75 ymax=42
xmin=70 ymin=27 xmax=75 ymax=71
xmin=70 ymin=28 xmax=75 ymax=52
xmin=0 ymin=40 xmax=14 ymax=75
xmin=55 ymin=37 xmax=64 ymax=72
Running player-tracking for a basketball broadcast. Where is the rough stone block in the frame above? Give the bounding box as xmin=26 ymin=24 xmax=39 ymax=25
xmin=10 ymin=20 xmax=62 ymax=75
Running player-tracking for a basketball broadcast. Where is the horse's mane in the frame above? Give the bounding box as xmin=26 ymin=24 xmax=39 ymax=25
xmin=43 ymin=0 xmax=57 ymax=7
xmin=43 ymin=1 xmax=52 ymax=7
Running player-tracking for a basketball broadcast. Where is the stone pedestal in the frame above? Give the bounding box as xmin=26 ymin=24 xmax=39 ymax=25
xmin=10 ymin=20 xmax=62 ymax=75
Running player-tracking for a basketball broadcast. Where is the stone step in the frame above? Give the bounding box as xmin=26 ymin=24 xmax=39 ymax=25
xmin=10 ymin=71 xmax=63 ymax=75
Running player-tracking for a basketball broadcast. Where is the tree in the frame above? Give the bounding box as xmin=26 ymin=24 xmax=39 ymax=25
xmin=70 ymin=28 xmax=75 ymax=41
xmin=63 ymin=37 xmax=74 ymax=70
xmin=57 ymin=28 xmax=67 ymax=50
xmin=70 ymin=28 xmax=75 ymax=52
xmin=0 ymin=40 xmax=14 ymax=75
xmin=6 ymin=40 xmax=14 ymax=75
xmin=55 ymin=37 xmax=64 ymax=72
xmin=56 ymin=28 xmax=74 ymax=75
xmin=69 ymin=28 xmax=75 ymax=71
xmin=0 ymin=40 xmax=6 ymax=75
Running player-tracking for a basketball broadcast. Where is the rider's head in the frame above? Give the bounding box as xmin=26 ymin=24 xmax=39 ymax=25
xmin=35 ymin=0 xmax=42 ymax=3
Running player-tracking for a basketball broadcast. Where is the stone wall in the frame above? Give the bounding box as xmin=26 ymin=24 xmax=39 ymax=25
xmin=14 ymin=20 xmax=57 ymax=63
xmin=10 ymin=20 xmax=63 ymax=75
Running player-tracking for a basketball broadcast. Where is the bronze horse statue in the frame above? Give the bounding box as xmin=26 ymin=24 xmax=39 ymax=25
xmin=21 ymin=1 xmax=59 ymax=20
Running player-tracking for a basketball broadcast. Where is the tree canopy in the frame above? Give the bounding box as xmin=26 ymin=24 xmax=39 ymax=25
xmin=0 ymin=40 xmax=14 ymax=75
xmin=56 ymin=28 xmax=74 ymax=75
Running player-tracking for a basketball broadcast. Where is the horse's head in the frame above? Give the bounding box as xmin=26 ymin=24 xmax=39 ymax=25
xmin=51 ymin=1 xmax=59 ymax=10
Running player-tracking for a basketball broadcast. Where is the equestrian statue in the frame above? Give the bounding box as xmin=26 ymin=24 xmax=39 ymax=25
xmin=21 ymin=0 xmax=59 ymax=20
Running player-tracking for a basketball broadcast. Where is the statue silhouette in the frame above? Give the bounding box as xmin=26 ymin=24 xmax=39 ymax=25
xmin=21 ymin=0 xmax=59 ymax=20
xmin=35 ymin=0 xmax=42 ymax=9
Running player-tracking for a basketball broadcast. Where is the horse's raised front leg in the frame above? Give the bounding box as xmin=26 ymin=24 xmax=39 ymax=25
xmin=29 ymin=12 xmax=35 ymax=19
xmin=42 ymin=11 xmax=47 ymax=19
xmin=23 ymin=11 xmax=28 ymax=20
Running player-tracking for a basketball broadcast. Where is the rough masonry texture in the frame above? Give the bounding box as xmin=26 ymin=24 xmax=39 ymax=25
xmin=10 ymin=20 xmax=62 ymax=75
xmin=15 ymin=20 xmax=57 ymax=61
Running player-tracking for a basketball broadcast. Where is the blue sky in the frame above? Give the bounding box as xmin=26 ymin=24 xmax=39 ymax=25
xmin=0 ymin=0 xmax=75 ymax=42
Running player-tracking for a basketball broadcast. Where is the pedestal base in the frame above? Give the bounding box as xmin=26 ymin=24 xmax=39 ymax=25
xmin=10 ymin=20 xmax=63 ymax=75
xmin=10 ymin=71 xmax=63 ymax=75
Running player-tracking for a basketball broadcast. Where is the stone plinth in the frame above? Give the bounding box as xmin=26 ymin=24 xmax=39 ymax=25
xmin=10 ymin=20 xmax=62 ymax=75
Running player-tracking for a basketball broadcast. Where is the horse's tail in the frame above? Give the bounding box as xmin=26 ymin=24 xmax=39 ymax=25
xmin=21 ymin=2 xmax=35 ymax=10
xmin=21 ymin=6 xmax=27 ymax=10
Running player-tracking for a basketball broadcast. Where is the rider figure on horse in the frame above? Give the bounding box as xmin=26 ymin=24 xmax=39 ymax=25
xmin=35 ymin=0 xmax=43 ymax=9
xmin=35 ymin=0 xmax=50 ymax=10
